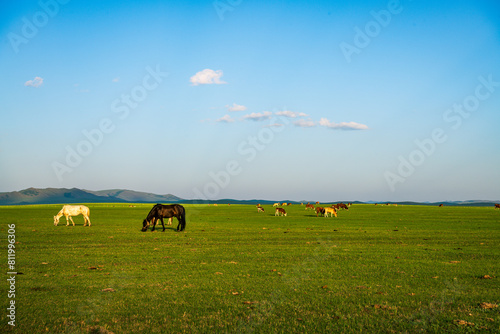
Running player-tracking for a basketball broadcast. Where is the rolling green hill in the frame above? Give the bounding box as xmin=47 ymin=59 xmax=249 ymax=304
xmin=0 ymin=188 xmax=182 ymax=205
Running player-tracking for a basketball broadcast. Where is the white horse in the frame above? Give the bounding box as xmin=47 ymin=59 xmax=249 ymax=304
xmin=54 ymin=205 xmax=91 ymax=226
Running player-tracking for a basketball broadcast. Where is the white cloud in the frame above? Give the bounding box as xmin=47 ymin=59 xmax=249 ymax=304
xmin=226 ymin=103 xmax=247 ymax=112
xmin=24 ymin=76 xmax=43 ymax=88
xmin=243 ymin=111 xmax=273 ymax=121
xmin=294 ymin=119 xmax=316 ymax=128
xmin=190 ymin=69 xmax=226 ymax=86
xmin=112 ymin=77 xmax=120 ymax=83
xmin=275 ymin=110 xmax=308 ymax=118
xmin=319 ymin=118 xmax=369 ymax=130
xmin=217 ymin=115 xmax=235 ymax=123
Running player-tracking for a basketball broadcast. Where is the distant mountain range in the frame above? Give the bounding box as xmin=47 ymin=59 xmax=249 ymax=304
xmin=0 ymin=188 xmax=182 ymax=205
xmin=0 ymin=188 xmax=497 ymax=206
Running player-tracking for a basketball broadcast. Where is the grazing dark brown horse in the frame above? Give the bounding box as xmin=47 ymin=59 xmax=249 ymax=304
xmin=142 ymin=204 xmax=186 ymax=232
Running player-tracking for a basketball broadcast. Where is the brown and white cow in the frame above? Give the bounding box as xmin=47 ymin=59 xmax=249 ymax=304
xmin=305 ymin=204 xmax=315 ymax=210
xmin=275 ymin=208 xmax=287 ymax=216
xmin=495 ymin=203 xmax=500 ymax=209
xmin=257 ymin=206 xmax=265 ymax=213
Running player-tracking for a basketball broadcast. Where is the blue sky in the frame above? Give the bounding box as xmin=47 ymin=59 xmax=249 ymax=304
xmin=1 ymin=0 xmax=499 ymax=202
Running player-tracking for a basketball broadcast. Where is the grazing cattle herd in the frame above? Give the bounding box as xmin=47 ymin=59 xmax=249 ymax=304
xmin=258 ymin=202 xmax=354 ymax=218
xmin=52 ymin=202 xmax=500 ymax=229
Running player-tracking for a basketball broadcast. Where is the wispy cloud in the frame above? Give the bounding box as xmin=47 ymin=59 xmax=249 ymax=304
xmin=226 ymin=103 xmax=247 ymax=112
xmin=243 ymin=111 xmax=273 ymax=121
xmin=206 ymin=107 xmax=368 ymax=132
xmin=73 ymin=83 xmax=89 ymax=93
xmin=319 ymin=118 xmax=369 ymax=130
xmin=265 ymin=123 xmax=285 ymax=128
xmin=217 ymin=114 xmax=235 ymax=123
xmin=293 ymin=119 xmax=316 ymax=128
xmin=190 ymin=69 xmax=226 ymax=86
xmin=24 ymin=76 xmax=43 ymax=88
xmin=112 ymin=77 xmax=120 ymax=83
xmin=275 ymin=110 xmax=308 ymax=118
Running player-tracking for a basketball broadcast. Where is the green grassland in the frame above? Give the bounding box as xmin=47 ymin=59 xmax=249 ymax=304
xmin=1 ymin=203 xmax=499 ymax=333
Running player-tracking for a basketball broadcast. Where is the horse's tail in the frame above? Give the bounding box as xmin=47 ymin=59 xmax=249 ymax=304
xmin=178 ymin=205 xmax=186 ymax=231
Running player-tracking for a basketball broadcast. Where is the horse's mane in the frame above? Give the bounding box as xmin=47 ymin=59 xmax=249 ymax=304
xmin=145 ymin=204 xmax=162 ymax=221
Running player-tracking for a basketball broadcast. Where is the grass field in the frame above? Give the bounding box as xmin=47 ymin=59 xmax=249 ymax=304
xmin=1 ymin=203 xmax=499 ymax=333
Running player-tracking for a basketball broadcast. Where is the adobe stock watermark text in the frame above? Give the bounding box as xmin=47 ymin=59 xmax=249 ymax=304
xmin=384 ymin=74 xmax=499 ymax=191
xmin=339 ymin=0 xmax=413 ymax=63
xmin=8 ymin=0 xmax=71 ymax=54
xmin=52 ymin=65 xmax=168 ymax=182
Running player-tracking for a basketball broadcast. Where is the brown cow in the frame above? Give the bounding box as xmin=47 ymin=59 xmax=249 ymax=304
xmin=337 ymin=203 xmax=349 ymax=210
xmin=439 ymin=204 xmax=444 ymax=207
xmin=315 ymin=207 xmax=325 ymax=217
xmin=257 ymin=206 xmax=265 ymax=213
xmin=495 ymin=204 xmax=500 ymax=209
xmin=275 ymin=208 xmax=287 ymax=216
xmin=305 ymin=204 xmax=315 ymax=210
